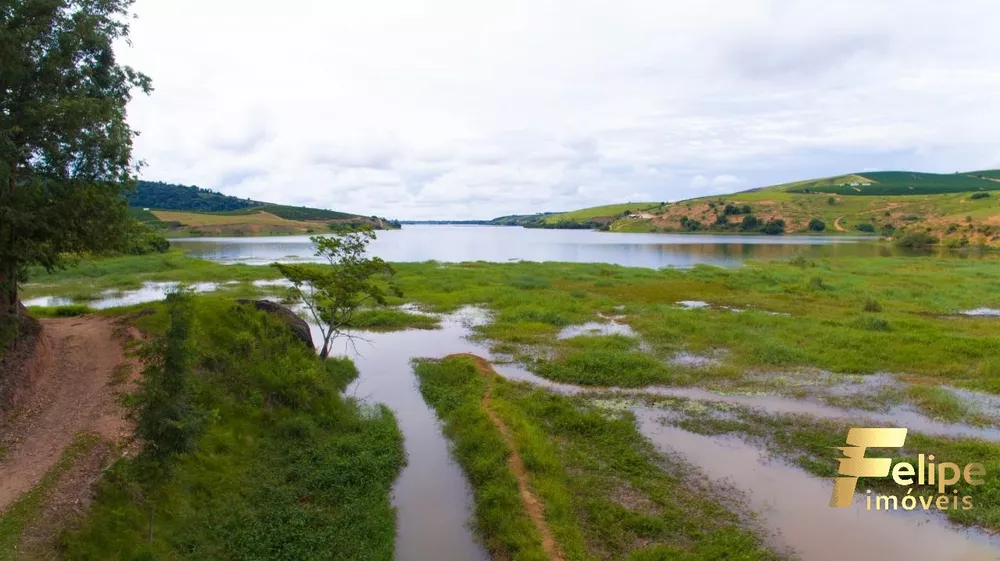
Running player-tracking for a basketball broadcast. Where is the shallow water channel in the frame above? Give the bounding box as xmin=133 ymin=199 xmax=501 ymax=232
xmin=306 ymin=308 xmax=1000 ymax=561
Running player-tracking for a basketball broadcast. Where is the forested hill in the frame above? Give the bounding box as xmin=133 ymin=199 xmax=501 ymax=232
xmin=128 ymin=181 xmax=265 ymax=212
xmin=127 ymin=180 xmax=401 ymax=236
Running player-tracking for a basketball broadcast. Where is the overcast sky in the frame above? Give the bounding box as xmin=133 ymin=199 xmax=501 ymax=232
xmin=118 ymin=0 xmax=1000 ymax=220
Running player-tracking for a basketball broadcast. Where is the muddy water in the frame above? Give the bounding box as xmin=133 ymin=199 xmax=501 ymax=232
xmin=298 ymin=308 xmax=1000 ymax=560
xmin=313 ymin=308 xmax=491 ymax=561
xmin=634 ymin=408 xmax=1000 ymax=561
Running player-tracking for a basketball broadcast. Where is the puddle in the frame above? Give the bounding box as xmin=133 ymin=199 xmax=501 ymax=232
xmin=557 ymin=320 xmax=636 ymax=339
xmin=251 ymin=279 xmax=294 ymax=288
xmin=24 ymin=281 xmax=221 ymax=310
xmin=676 ymin=300 xmax=710 ymax=309
xmin=960 ymin=308 xmax=1000 ymax=317
xmin=634 ymin=408 xmax=1000 ymax=561
xmin=669 ymin=351 xmax=723 ymax=368
xmin=318 ymin=308 xmax=492 ymax=561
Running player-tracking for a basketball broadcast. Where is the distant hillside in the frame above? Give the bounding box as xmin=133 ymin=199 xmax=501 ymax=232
xmin=781 ymin=171 xmax=1000 ymax=196
xmin=129 ymin=180 xmax=400 ymax=237
xmin=534 ymin=169 xmax=1000 ymax=247
xmin=400 ymin=212 xmax=563 ymax=227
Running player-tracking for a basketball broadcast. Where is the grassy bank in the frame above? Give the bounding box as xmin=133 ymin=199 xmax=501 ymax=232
xmin=59 ymin=297 xmax=405 ymax=559
xmin=415 ymin=355 xmax=782 ymax=560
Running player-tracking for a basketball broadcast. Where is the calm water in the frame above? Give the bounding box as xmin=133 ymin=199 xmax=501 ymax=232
xmin=167 ymin=225 xmax=966 ymax=268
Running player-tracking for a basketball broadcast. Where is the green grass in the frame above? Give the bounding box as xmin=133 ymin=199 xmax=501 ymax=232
xmin=0 ymin=433 xmax=101 ymax=561
xmin=220 ymin=204 xmax=357 ymax=221
xmin=415 ymin=357 xmax=549 ymax=560
xmin=25 ymin=304 xmax=93 ymax=317
xmin=367 ymin=258 xmax=1000 ymax=395
xmin=544 ymin=202 xmax=662 ymax=223
xmin=60 ymin=297 xmax=405 ymax=560
xmin=346 ymin=308 xmax=441 ymax=331
xmin=417 ymin=356 xmax=783 ymax=559
xmin=785 ymin=170 xmax=1000 ymax=196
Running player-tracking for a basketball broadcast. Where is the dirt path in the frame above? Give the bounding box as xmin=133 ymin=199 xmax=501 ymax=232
xmin=0 ymin=316 xmax=138 ymax=513
xmin=833 ymin=216 xmax=847 ymax=232
xmin=450 ymin=353 xmax=566 ymax=561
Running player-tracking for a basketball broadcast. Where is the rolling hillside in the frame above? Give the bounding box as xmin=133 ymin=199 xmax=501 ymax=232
xmin=128 ymin=181 xmax=400 ymax=237
xmin=531 ymin=169 xmax=1000 ymax=246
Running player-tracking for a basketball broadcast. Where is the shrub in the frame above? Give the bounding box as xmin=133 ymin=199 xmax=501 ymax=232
xmin=739 ymin=215 xmax=761 ymax=231
xmin=970 ymin=192 xmax=990 ymax=200
xmin=895 ymin=232 xmax=939 ymax=248
xmin=807 ymin=218 xmax=826 ymax=232
xmin=856 ymin=223 xmax=876 ymax=233
xmin=863 ymin=298 xmax=883 ymax=312
xmin=827 ymin=197 xmax=837 ymax=206
xmin=854 ymin=316 xmax=891 ymax=332
xmin=762 ymin=219 xmax=786 ymax=235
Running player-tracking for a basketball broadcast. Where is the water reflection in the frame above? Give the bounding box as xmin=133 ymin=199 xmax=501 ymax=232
xmin=168 ymin=225 xmax=990 ymax=268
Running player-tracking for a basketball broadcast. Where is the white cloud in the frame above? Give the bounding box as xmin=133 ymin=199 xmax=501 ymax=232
xmin=118 ymin=0 xmax=1000 ymax=219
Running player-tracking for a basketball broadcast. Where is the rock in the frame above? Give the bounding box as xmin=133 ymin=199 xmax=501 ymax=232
xmin=236 ymin=299 xmax=314 ymax=350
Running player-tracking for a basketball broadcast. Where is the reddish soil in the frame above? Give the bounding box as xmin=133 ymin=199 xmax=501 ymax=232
xmin=0 ymin=316 xmax=140 ymax=514
xmin=449 ymin=353 xmax=566 ymax=561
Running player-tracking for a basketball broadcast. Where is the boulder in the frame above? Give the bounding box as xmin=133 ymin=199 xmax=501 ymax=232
xmin=236 ymin=299 xmax=314 ymax=350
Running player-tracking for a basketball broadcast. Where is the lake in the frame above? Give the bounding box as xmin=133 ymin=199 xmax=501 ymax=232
xmin=170 ymin=225 xmax=989 ymax=268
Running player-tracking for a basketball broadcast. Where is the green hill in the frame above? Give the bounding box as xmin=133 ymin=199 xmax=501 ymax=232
xmin=529 ymin=169 xmax=1000 ymax=246
xmin=129 ymin=181 xmax=400 ymax=236
xmin=782 ymin=171 xmax=1000 ymax=196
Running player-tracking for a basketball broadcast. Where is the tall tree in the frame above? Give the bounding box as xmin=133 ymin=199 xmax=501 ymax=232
xmin=0 ymin=0 xmax=151 ymax=331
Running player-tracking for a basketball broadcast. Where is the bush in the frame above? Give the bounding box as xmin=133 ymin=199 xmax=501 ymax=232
xmin=895 ymin=232 xmax=939 ymax=248
xmin=807 ymin=218 xmax=826 ymax=232
xmin=739 ymin=215 xmax=761 ymax=231
xmin=854 ymin=316 xmax=891 ymax=332
xmin=970 ymin=192 xmax=990 ymax=200
xmin=856 ymin=223 xmax=876 ymax=233
xmin=827 ymin=197 xmax=837 ymax=206
xmin=762 ymin=219 xmax=785 ymax=235
xmin=863 ymin=298 xmax=883 ymax=313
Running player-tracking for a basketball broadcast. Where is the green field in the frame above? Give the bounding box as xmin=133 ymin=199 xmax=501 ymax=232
xmin=785 ymin=171 xmax=1000 ymax=196
xmin=542 ymin=202 xmax=663 ymax=224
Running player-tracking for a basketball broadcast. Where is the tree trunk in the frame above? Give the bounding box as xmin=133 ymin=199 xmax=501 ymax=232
xmin=2 ymin=169 xmax=17 ymax=320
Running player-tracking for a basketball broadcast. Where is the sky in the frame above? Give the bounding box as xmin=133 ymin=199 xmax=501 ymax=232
xmin=118 ymin=0 xmax=1000 ymax=220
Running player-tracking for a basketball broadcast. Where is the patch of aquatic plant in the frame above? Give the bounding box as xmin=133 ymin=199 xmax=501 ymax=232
xmin=346 ymin=308 xmax=441 ymax=332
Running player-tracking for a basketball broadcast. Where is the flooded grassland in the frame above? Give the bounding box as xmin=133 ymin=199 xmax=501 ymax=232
xmin=20 ymin=253 xmax=1000 ymax=560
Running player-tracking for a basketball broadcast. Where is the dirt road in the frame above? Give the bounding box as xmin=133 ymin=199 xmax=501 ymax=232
xmin=0 ymin=316 xmax=137 ymax=513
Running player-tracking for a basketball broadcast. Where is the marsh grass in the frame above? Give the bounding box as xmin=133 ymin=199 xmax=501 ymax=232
xmin=415 ymin=357 xmax=549 ymax=560
xmin=416 ymin=356 xmax=782 ymax=560
xmin=658 ymin=398 xmax=1000 ymax=532
xmin=61 ymin=298 xmax=405 ymax=560
xmin=346 ymin=308 xmax=440 ymax=331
